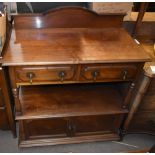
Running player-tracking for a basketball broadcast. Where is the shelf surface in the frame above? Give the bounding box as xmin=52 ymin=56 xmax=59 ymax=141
xmin=17 ymin=83 xmax=128 ymax=120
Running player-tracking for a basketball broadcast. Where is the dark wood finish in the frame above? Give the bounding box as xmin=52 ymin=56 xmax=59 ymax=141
xmin=0 ymin=88 xmax=5 ymax=107
xmin=138 ymin=78 xmax=155 ymax=111
xmin=129 ymin=111 xmax=155 ymax=134
xmin=3 ymin=28 xmax=150 ymax=66
xmin=123 ymin=73 xmax=151 ymax=131
xmin=0 ymin=108 xmax=9 ymax=129
xmin=19 ymin=114 xmax=122 ymax=147
xmin=125 ymin=42 xmax=155 ymax=135
xmin=16 ymin=83 xmax=128 ymax=120
xmin=0 ymin=67 xmax=16 ymax=135
xmin=127 ymin=74 xmax=155 ymax=134
xmin=0 ymin=13 xmax=16 ymax=135
xmin=13 ymin=7 xmax=125 ymax=29
xmin=0 ymin=78 xmax=9 ymax=129
xmin=15 ymin=65 xmax=77 ymax=84
xmin=11 ymin=63 xmax=140 ymax=86
xmin=3 ymin=7 xmax=150 ymax=147
xmin=80 ymin=63 xmax=138 ymax=82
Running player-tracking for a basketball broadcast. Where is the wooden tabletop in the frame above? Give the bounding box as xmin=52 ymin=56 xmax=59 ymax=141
xmin=3 ymin=28 xmax=150 ymax=66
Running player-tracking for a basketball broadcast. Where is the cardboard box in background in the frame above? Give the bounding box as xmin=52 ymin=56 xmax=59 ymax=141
xmin=0 ymin=10 xmax=6 ymax=53
xmin=90 ymin=2 xmax=133 ymax=21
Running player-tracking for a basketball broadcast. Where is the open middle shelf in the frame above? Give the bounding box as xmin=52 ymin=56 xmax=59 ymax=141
xmin=17 ymin=83 xmax=128 ymax=120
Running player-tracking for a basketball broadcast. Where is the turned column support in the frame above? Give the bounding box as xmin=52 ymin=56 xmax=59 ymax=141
xmin=122 ymin=82 xmax=135 ymax=109
xmin=123 ymin=75 xmax=151 ymax=131
xmin=12 ymin=87 xmax=22 ymax=116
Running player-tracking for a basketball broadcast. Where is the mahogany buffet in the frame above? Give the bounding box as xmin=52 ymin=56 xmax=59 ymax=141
xmin=2 ymin=7 xmax=150 ymax=147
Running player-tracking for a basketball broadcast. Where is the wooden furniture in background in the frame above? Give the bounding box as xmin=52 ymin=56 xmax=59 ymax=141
xmin=126 ymin=42 xmax=155 ymax=135
xmin=0 ymin=6 xmax=6 ymax=54
xmin=132 ymin=2 xmax=149 ymax=37
xmin=3 ymin=7 xmax=150 ymax=147
xmin=0 ymin=64 xmax=16 ymax=137
xmin=0 ymin=14 xmax=16 ymax=136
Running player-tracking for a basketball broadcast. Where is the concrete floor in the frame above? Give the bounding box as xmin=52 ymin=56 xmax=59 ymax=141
xmin=0 ymin=130 xmax=154 ymax=153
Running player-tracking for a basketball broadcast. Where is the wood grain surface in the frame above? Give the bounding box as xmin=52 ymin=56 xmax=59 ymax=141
xmin=3 ymin=28 xmax=150 ymax=66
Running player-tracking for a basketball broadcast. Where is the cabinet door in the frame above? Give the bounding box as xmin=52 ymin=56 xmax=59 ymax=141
xmin=20 ymin=115 xmax=122 ymax=140
xmin=22 ymin=118 xmax=68 ymax=140
xmin=70 ymin=115 xmax=122 ymax=137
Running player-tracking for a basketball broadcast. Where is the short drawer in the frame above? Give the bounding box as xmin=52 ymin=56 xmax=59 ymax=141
xmin=15 ymin=65 xmax=76 ymax=84
xmin=80 ymin=63 xmax=138 ymax=82
xmin=20 ymin=114 xmax=122 ymax=141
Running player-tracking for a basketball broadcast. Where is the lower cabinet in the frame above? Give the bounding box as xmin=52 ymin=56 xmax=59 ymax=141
xmin=19 ymin=114 xmax=123 ymax=147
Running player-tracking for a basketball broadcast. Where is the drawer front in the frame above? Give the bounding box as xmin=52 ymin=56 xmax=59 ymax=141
xmin=21 ymin=115 xmax=122 ymax=140
xmin=129 ymin=111 xmax=155 ymax=133
xmin=80 ymin=64 xmax=138 ymax=82
xmin=0 ymin=108 xmax=9 ymax=130
xmin=15 ymin=65 xmax=76 ymax=84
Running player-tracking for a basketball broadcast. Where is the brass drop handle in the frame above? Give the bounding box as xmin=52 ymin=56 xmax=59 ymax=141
xmin=92 ymin=70 xmax=99 ymax=81
xmin=58 ymin=71 xmax=66 ymax=82
xmin=123 ymin=70 xmax=128 ymax=80
xmin=26 ymin=72 xmax=35 ymax=84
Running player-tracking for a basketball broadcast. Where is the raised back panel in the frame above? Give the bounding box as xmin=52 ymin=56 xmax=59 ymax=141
xmin=13 ymin=7 xmax=125 ymax=29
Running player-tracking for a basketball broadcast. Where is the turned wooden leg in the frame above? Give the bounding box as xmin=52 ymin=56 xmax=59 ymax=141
xmin=123 ymin=74 xmax=151 ymax=131
xmin=122 ymin=82 xmax=135 ymax=109
xmin=12 ymin=87 xmax=22 ymax=116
